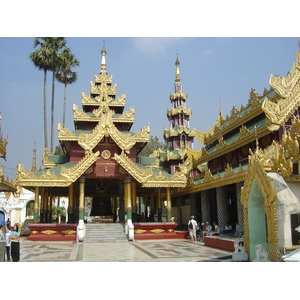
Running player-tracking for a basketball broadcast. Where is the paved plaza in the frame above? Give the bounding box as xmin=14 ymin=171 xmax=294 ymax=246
xmin=13 ymin=237 xmax=233 ymax=262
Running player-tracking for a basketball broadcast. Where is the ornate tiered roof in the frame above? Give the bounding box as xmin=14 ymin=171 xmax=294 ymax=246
xmin=16 ymin=45 xmax=190 ymax=189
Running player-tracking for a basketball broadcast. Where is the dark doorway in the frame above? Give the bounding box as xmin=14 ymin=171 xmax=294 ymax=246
xmin=90 ymin=196 xmax=113 ymax=216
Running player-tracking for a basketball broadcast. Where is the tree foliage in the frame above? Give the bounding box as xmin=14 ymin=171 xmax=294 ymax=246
xmin=138 ymin=135 xmax=167 ymax=157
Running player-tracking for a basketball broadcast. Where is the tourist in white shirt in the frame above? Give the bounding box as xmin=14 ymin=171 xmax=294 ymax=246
xmin=188 ymin=216 xmax=197 ymax=243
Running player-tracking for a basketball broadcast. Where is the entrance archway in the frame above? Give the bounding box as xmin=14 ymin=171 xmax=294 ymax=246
xmin=241 ymin=153 xmax=278 ymax=260
xmin=248 ymin=179 xmax=267 ymax=260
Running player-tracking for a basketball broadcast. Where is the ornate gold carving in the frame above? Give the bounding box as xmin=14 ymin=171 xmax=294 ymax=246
xmin=17 ymin=151 xmax=99 ymax=187
xmin=101 ymin=150 xmax=111 ymax=159
xmin=151 ymin=229 xmax=165 ymax=233
xmin=262 ymin=52 xmax=300 ymax=127
xmin=41 ymin=230 xmax=57 ymax=235
xmin=61 ymin=230 xmax=76 ymax=235
xmin=167 ymin=105 xmax=192 ymax=117
xmin=31 ymin=230 xmax=38 ymax=235
xmin=169 ymin=91 xmax=188 ymax=101
xmin=134 ymin=229 xmax=147 ymax=234
xmin=241 ymin=148 xmax=278 ymax=259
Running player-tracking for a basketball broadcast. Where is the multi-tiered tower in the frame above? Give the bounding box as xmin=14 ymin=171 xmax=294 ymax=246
xmin=162 ymin=56 xmax=196 ymax=174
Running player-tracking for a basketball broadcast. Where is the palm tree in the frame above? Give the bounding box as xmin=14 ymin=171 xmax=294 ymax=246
xmin=48 ymin=38 xmax=66 ymax=153
xmin=29 ymin=37 xmax=66 ymax=151
xmin=29 ymin=38 xmax=53 ymax=149
xmin=55 ymin=47 xmax=79 ymax=126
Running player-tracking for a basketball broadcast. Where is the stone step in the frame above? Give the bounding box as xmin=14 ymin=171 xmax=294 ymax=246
xmin=83 ymin=223 xmax=128 ymax=243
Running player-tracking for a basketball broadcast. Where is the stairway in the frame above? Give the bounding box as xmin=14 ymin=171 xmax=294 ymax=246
xmin=83 ymin=223 xmax=128 ymax=243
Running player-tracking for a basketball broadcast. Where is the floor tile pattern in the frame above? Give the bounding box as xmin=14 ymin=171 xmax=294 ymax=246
xmin=16 ymin=237 xmax=233 ymax=262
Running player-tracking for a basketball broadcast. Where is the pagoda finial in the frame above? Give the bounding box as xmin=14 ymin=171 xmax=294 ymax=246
xmin=101 ymin=39 xmax=107 ymax=72
xmin=31 ymin=143 xmax=37 ymax=173
xmin=175 ymin=51 xmax=180 ymax=83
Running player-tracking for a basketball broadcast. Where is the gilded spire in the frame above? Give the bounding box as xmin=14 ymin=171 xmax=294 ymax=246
xmin=101 ymin=40 xmax=107 ymax=72
xmin=175 ymin=54 xmax=180 ymax=83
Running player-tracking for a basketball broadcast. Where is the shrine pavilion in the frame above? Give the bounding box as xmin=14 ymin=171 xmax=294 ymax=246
xmin=16 ymin=45 xmax=190 ymax=240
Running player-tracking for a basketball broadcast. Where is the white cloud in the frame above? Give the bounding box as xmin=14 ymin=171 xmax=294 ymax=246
xmin=131 ymin=37 xmax=183 ymax=54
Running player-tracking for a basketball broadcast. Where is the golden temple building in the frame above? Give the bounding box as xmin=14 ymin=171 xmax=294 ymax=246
xmin=14 ymin=43 xmax=300 ymax=261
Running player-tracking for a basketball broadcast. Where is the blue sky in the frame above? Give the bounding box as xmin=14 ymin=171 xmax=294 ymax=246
xmin=0 ymin=37 xmax=298 ymax=179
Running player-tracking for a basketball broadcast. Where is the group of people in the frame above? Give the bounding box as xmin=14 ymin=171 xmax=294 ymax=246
xmin=0 ymin=219 xmax=21 ymax=262
xmin=188 ymin=216 xmax=220 ymax=243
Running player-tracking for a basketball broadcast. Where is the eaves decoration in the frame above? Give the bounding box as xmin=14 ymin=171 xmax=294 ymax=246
xmin=167 ymin=105 xmax=192 ymax=117
xmin=59 ymin=109 xmax=150 ymax=154
xmin=253 ymin=117 xmax=300 ymax=178
xmin=113 ymin=151 xmax=190 ymax=187
xmin=262 ymin=52 xmax=300 ymax=130
xmin=172 ymin=162 xmax=247 ymax=197
xmin=16 ymin=151 xmax=100 ymax=187
xmin=73 ymin=103 xmax=135 ymax=123
xmin=193 ymin=89 xmax=264 ymax=146
xmin=188 ymin=120 xmax=270 ymax=167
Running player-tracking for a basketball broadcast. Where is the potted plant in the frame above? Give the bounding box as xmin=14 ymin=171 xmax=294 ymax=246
xmin=52 ymin=206 xmax=66 ymax=224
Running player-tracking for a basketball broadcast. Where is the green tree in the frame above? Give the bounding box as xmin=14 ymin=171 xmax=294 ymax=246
xmin=138 ymin=135 xmax=167 ymax=157
xmin=48 ymin=38 xmax=66 ymax=153
xmin=29 ymin=38 xmax=54 ymax=149
xmin=52 ymin=206 xmax=66 ymax=224
xmin=29 ymin=37 xmax=66 ymax=151
xmin=55 ymin=47 xmax=79 ymax=126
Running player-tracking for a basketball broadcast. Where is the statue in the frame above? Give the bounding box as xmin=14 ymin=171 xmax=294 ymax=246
xmin=232 ymin=240 xmax=248 ymax=261
xmin=253 ymin=244 xmax=270 ymax=262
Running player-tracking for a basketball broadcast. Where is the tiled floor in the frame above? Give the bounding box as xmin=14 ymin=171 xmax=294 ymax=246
xmin=14 ymin=237 xmax=233 ymax=262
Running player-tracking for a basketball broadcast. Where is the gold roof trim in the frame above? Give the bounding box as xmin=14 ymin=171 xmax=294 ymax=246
xmin=172 ymin=163 xmax=247 ymax=196
xmin=94 ymin=72 xmax=113 ymax=85
xmin=167 ymin=106 xmax=192 ymax=117
xmin=189 ymin=121 xmax=270 ymax=167
xmin=262 ymin=52 xmax=300 ymax=127
xmin=164 ymin=126 xmax=197 ymax=138
xmin=17 ymin=151 xmax=99 ymax=187
xmin=73 ymin=104 xmax=134 ymax=123
xmin=196 ymin=89 xmax=263 ymax=145
xmin=42 ymin=148 xmax=56 ymax=169
xmin=253 ymin=117 xmax=300 ymax=178
xmin=170 ymin=91 xmax=188 ymax=101
xmin=81 ymin=91 xmax=126 ymax=107
xmin=60 ymin=109 xmax=149 ymax=153
xmin=0 ymin=134 xmax=8 ymax=158
xmin=90 ymin=80 xmax=117 ymax=96
xmin=113 ymin=151 xmax=189 ymax=187
xmin=0 ymin=164 xmax=17 ymax=192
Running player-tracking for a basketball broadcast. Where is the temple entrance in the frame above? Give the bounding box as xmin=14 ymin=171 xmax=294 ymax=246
xmin=90 ymin=196 xmax=113 ymax=217
xmin=248 ymin=179 xmax=268 ymax=260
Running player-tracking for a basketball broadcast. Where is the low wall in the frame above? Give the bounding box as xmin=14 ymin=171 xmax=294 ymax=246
xmin=204 ymin=235 xmax=244 ymax=252
xmin=134 ymin=222 xmax=183 ymax=240
xmin=27 ymin=223 xmax=77 ymax=241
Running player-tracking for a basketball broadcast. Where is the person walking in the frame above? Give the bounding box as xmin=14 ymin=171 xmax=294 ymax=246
xmin=9 ymin=225 xmax=20 ymax=262
xmin=188 ymin=216 xmax=197 ymax=243
xmin=5 ymin=225 xmax=11 ymax=261
xmin=0 ymin=226 xmax=6 ymax=261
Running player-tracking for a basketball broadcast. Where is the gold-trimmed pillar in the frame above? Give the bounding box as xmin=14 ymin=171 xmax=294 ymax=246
xmin=68 ymin=183 xmax=75 ymax=223
xmin=40 ymin=188 xmax=45 ymax=223
xmin=157 ymin=188 xmax=162 ymax=222
xmin=124 ymin=177 xmax=132 ymax=220
xmin=166 ymin=187 xmax=172 ymax=221
xmin=131 ymin=180 xmax=137 ymax=220
xmin=33 ymin=186 xmax=39 ymax=223
xmin=79 ymin=177 xmax=85 ymax=221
